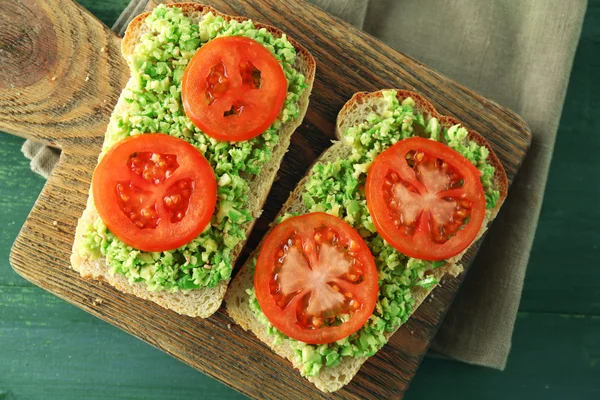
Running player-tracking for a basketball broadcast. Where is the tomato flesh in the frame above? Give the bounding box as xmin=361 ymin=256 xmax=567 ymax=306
xmin=182 ymin=36 xmax=287 ymax=142
xmin=255 ymin=213 xmax=378 ymax=344
xmin=366 ymin=137 xmax=486 ymax=261
xmin=93 ymin=134 xmax=217 ymax=252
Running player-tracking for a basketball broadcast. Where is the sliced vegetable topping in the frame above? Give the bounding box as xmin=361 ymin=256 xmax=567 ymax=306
xmin=366 ymin=137 xmax=486 ymax=260
xmin=182 ymin=36 xmax=288 ymax=142
xmin=254 ymin=213 xmax=378 ymax=344
xmin=92 ymin=134 xmax=217 ymax=252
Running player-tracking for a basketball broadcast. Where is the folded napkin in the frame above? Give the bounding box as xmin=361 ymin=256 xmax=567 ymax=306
xmin=21 ymin=140 xmax=60 ymax=179
xmin=22 ymin=0 xmax=586 ymax=370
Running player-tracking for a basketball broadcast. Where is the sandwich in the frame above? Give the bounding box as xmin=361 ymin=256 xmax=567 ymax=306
xmin=226 ymin=89 xmax=507 ymax=392
xmin=70 ymin=3 xmax=315 ymax=318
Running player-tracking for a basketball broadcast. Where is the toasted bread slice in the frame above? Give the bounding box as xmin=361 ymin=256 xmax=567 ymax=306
xmin=226 ymin=89 xmax=508 ymax=391
xmin=70 ymin=3 xmax=316 ymax=318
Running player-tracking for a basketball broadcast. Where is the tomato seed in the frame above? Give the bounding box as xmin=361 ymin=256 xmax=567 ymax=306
xmin=326 ymin=231 xmax=334 ymax=242
xmin=304 ymin=241 xmax=314 ymax=254
xmin=314 ymin=232 xmax=322 ymax=244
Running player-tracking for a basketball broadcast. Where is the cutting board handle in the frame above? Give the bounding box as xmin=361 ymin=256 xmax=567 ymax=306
xmin=0 ymin=0 xmax=129 ymax=149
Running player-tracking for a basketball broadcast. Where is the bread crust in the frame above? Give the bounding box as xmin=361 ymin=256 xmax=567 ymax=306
xmin=226 ymin=89 xmax=508 ymax=391
xmin=70 ymin=3 xmax=316 ymax=318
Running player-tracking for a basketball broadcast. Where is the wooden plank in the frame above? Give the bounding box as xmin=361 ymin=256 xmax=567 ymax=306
xmin=408 ymin=312 xmax=600 ymax=400
xmin=2 ymin=286 xmax=598 ymax=399
xmin=0 ymin=0 xmax=128 ymax=146
xmin=0 ymin=134 xmax=44 ymax=287
xmin=0 ymin=286 xmax=243 ymax=400
xmin=523 ymin=5 xmax=600 ymax=315
xmin=83 ymin=0 xmax=130 ymax=27
xmin=1 ymin=0 xmax=531 ymax=398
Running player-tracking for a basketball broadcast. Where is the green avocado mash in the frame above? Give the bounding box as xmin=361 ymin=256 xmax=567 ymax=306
xmin=78 ymin=5 xmax=306 ymax=291
xmin=247 ymin=90 xmax=500 ymax=376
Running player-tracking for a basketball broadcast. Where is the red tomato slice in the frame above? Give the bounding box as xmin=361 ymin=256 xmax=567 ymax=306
xmin=254 ymin=213 xmax=379 ymax=345
xmin=182 ymin=36 xmax=288 ymax=142
xmin=366 ymin=137 xmax=486 ymax=261
xmin=92 ymin=134 xmax=217 ymax=252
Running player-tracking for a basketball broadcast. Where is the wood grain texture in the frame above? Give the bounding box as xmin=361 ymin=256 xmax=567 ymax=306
xmin=3 ymin=0 xmax=531 ymax=399
xmin=523 ymin=2 xmax=600 ymax=316
xmin=0 ymin=0 xmax=128 ymax=147
xmin=4 ymin=286 xmax=598 ymax=400
xmin=0 ymin=285 xmax=244 ymax=400
xmin=408 ymin=312 xmax=600 ymax=400
xmin=0 ymin=135 xmax=45 ymax=287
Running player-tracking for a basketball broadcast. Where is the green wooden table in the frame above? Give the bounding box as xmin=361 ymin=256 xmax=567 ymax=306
xmin=1 ymin=1 xmax=598 ymax=399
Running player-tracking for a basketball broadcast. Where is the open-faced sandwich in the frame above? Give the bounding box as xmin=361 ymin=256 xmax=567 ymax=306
xmin=226 ymin=89 xmax=508 ymax=392
xmin=70 ymin=3 xmax=315 ymax=317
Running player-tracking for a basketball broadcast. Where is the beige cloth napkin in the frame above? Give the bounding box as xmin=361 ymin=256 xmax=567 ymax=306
xmin=361 ymin=0 xmax=586 ymax=369
xmin=22 ymin=0 xmax=586 ymax=370
xmin=21 ymin=140 xmax=60 ymax=179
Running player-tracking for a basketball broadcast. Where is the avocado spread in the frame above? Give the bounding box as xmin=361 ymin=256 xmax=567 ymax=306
xmin=77 ymin=5 xmax=307 ymax=291
xmin=247 ymin=90 xmax=499 ymax=376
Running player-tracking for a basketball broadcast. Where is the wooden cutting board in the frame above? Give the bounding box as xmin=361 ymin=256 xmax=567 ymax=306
xmin=2 ymin=0 xmax=531 ymax=398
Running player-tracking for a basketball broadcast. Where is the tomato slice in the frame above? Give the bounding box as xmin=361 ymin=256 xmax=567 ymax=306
xmin=254 ymin=213 xmax=378 ymax=344
xmin=182 ymin=36 xmax=288 ymax=142
xmin=366 ymin=137 xmax=486 ymax=261
xmin=92 ymin=134 xmax=217 ymax=252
